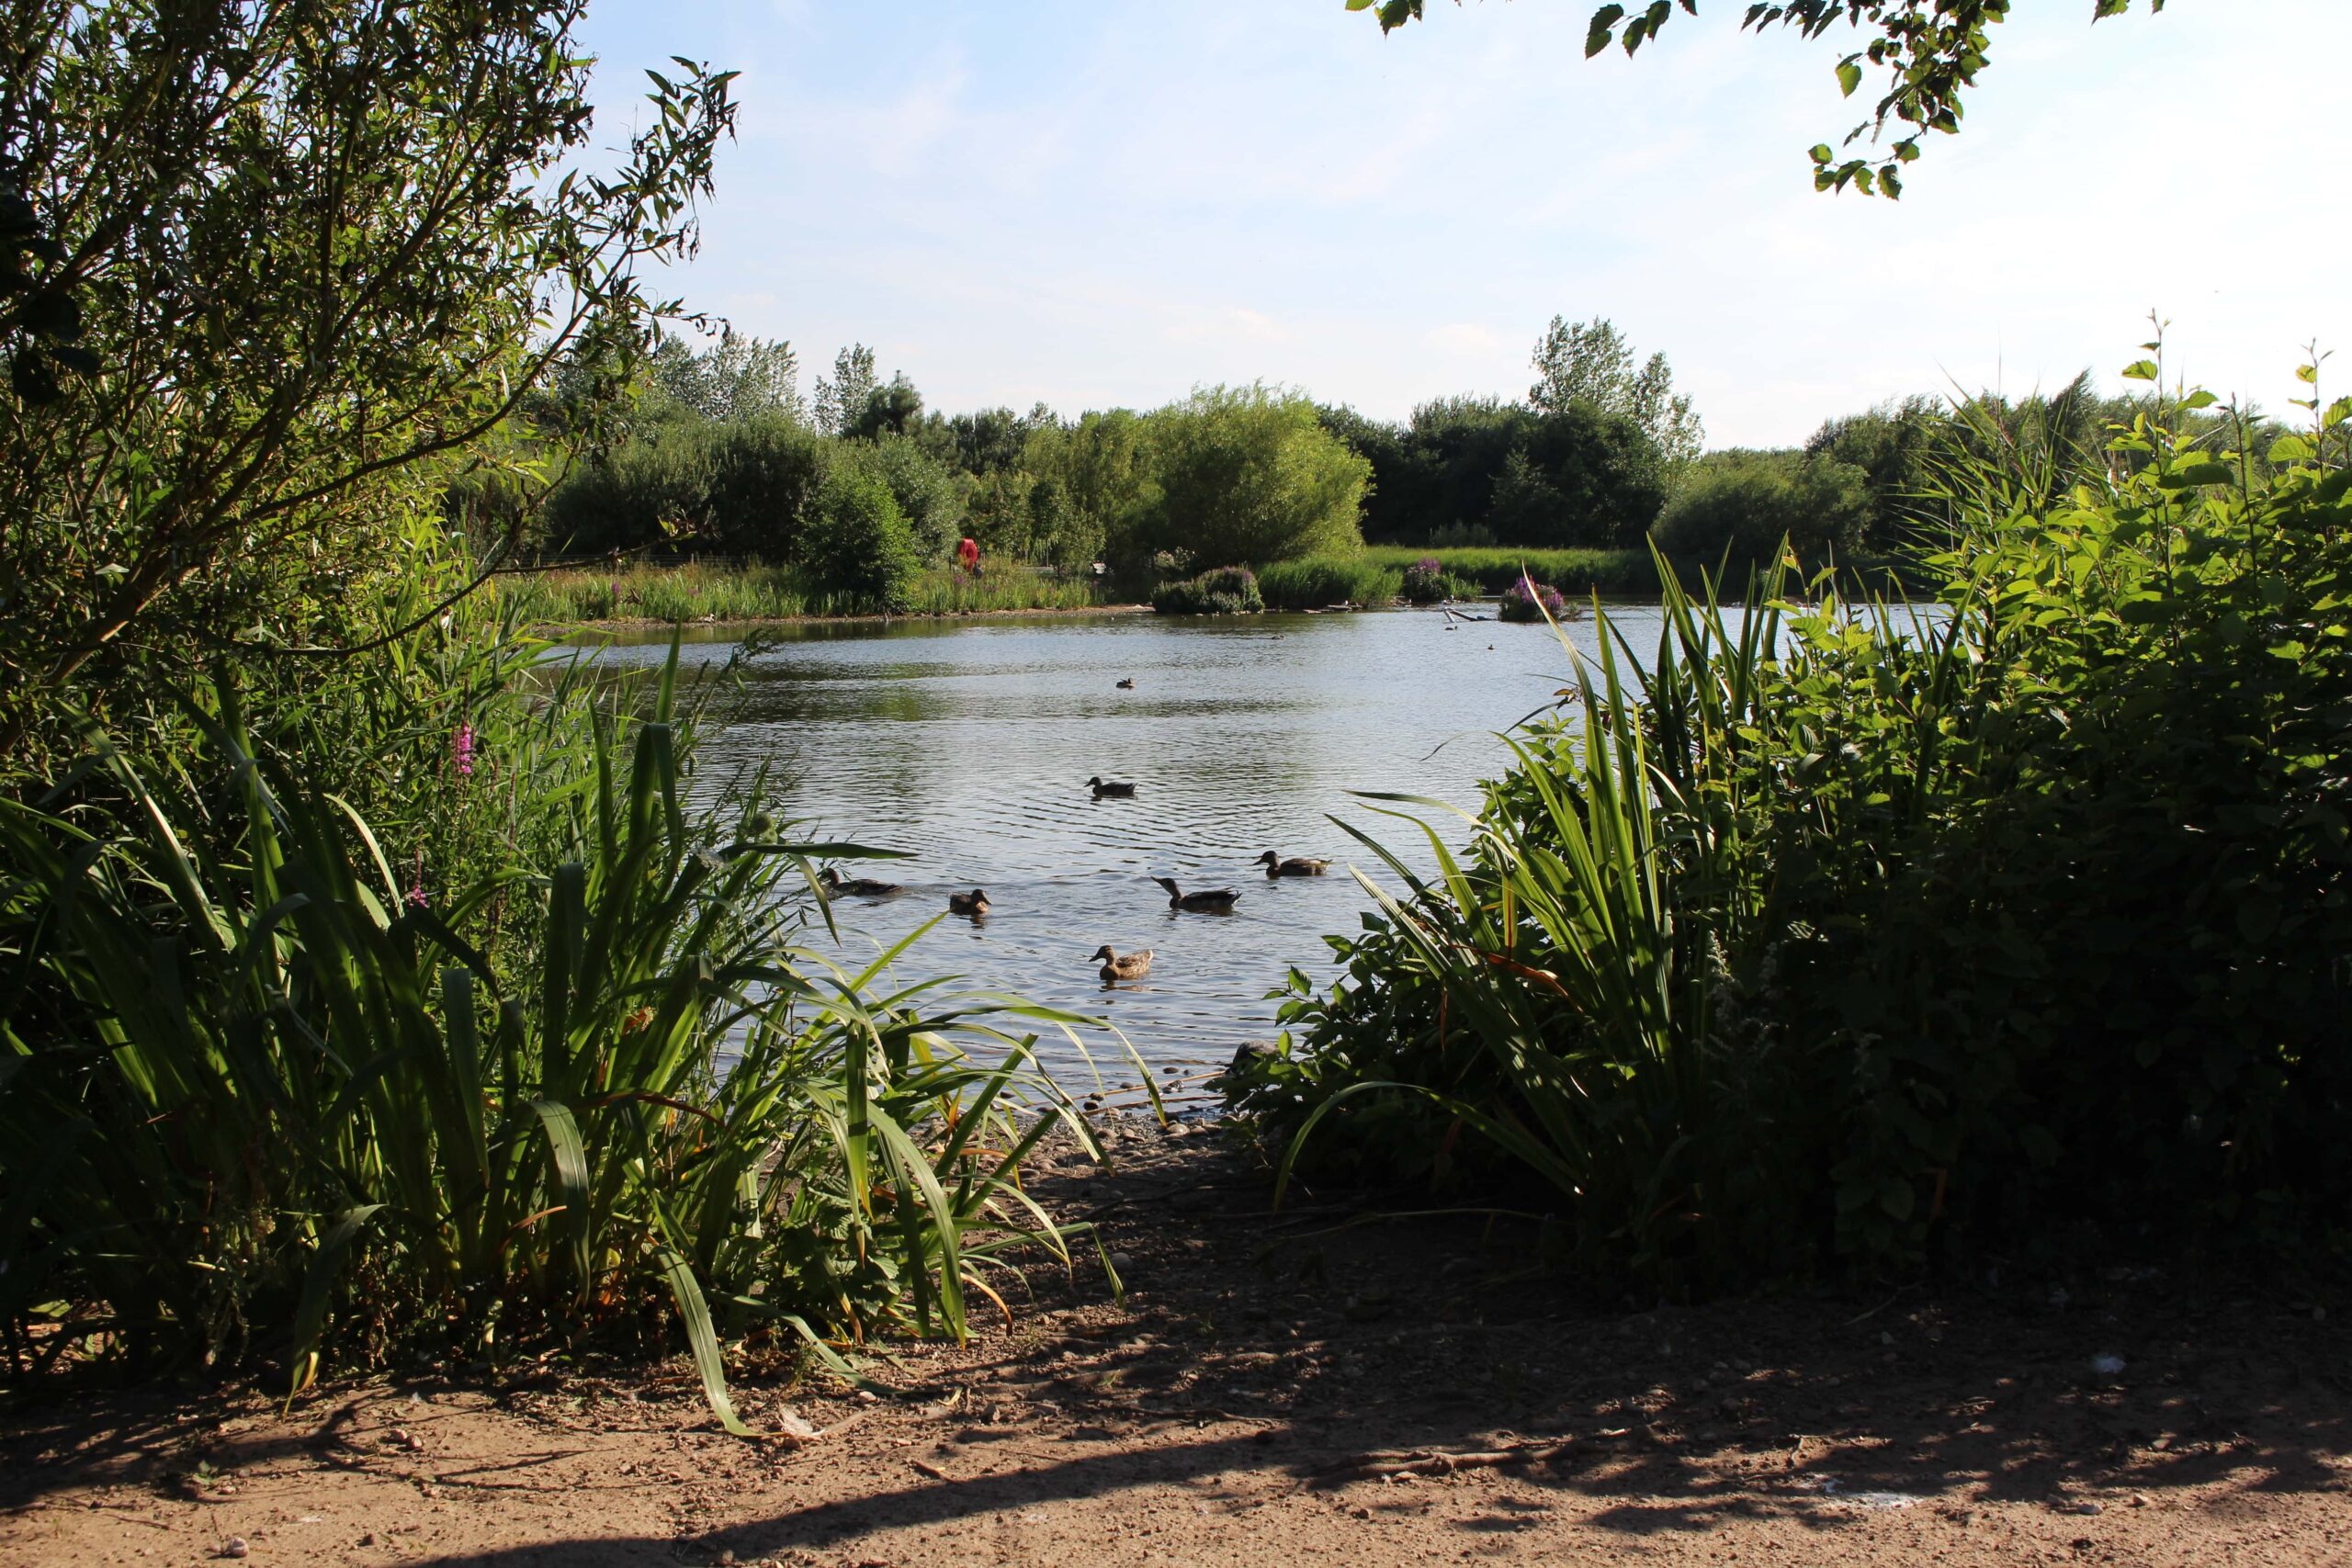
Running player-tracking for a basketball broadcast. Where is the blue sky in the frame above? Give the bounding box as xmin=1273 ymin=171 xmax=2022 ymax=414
xmin=574 ymin=1 xmax=2351 ymax=448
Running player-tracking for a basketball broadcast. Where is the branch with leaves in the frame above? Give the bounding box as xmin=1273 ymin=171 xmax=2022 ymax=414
xmin=1346 ymin=0 xmax=2165 ymax=197
xmin=0 ymin=2 xmax=739 ymax=761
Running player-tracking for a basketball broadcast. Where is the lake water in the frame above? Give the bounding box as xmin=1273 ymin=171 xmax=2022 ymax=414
xmin=590 ymin=605 xmax=1663 ymax=1106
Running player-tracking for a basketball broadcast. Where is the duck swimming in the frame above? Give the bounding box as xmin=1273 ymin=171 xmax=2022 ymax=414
xmin=1255 ymin=852 xmax=1330 ymax=878
xmin=1091 ymin=945 xmax=1153 ymax=982
xmin=818 ymin=867 xmax=904 ymax=898
xmin=948 ymin=888 xmax=991 ymax=916
xmin=1087 ymin=776 xmax=1136 ymax=797
xmin=1151 ymin=876 xmax=1239 ymax=912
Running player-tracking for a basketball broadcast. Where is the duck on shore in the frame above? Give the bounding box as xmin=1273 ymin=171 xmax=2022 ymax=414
xmin=948 ymin=888 xmax=991 ymax=917
xmin=818 ymin=867 xmax=904 ymax=897
xmin=1091 ymin=945 xmax=1153 ymax=982
xmin=1255 ymin=852 xmax=1330 ymax=878
xmin=1087 ymin=776 xmax=1136 ymax=797
xmin=1151 ymin=876 xmax=1239 ymax=912
xmin=1115 ymin=678 xmax=1136 ymax=689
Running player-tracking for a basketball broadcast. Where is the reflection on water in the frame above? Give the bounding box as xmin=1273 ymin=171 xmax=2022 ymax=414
xmin=589 ymin=607 xmax=1658 ymax=1102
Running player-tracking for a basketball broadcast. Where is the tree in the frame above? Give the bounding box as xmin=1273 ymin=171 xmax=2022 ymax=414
xmin=649 ymin=330 xmax=804 ymax=424
xmin=1650 ymin=447 xmax=1871 ymax=560
xmin=850 ymin=373 xmax=923 ymax=440
xmin=1026 ymin=410 xmax=1154 ymax=561
xmin=1132 ymin=385 xmax=1370 ymax=568
xmin=0 ymin=1 xmax=736 ymax=759
xmin=799 ymin=465 xmax=920 ymax=612
xmin=1347 ymin=1 xmax=2165 ymax=197
xmin=837 ymin=434 xmax=962 ymax=559
xmin=1529 ymin=316 xmax=1702 ymax=466
xmin=812 ymin=344 xmax=879 ymax=437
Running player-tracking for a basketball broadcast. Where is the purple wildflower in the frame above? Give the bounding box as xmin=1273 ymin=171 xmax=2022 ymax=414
xmin=452 ymin=722 xmax=475 ymax=779
xmin=1498 ymin=573 xmax=1568 ymax=623
xmin=1401 ymin=556 xmax=1450 ymax=604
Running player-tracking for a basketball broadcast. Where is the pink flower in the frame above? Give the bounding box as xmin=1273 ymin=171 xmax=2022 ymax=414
xmin=452 ymin=723 xmax=475 ymax=779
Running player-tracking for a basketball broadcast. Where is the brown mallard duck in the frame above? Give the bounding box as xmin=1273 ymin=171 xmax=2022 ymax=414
xmin=1115 ymin=678 xmax=1136 ymax=689
xmin=1255 ymin=852 xmax=1330 ymax=878
xmin=948 ymin=888 xmax=991 ymax=917
xmin=1091 ymin=944 xmax=1153 ymax=982
xmin=1151 ymin=876 xmax=1238 ymax=912
xmin=1087 ymin=775 xmax=1136 ymax=797
xmin=818 ymin=866 xmax=904 ymax=898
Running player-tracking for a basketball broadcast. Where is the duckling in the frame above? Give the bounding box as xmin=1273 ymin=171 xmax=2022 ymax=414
xmin=817 ymin=866 xmax=904 ymax=898
xmin=1115 ymin=677 xmax=1136 ymax=689
xmin=947 ymin=887 xmax=990 ymax=917
xmin=1087 ymin=775 xmax=1137 ymax=797
xmin=1151 ymin=876 xmax=1239 ymax=912
xmin=1255 ymin=852 xmax=1331 ymax=878
xmin=1091 ymin=944 xmax=1154 ymax=982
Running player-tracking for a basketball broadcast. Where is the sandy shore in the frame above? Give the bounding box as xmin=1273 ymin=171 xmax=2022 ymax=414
xmin=5 ymin=1128 xmax=2345 ymax=1567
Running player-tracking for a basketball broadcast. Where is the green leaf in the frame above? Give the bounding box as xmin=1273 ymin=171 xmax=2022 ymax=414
xmin=2120 ymin=360 xmax=2160 ymax=382
xmin=1808 ymin=142 xmax=1835 ymax=165
xmin=2269 ymin=435 xmax=2314 ymax=466
xmin=659 ymin=1249 xmax=755 ymax=1438
xmin=1586 ymin=4 xmax=1625 ymax=56
xmin=1837 ymin=59 xmax=1862 ymax=96
xmin=2180 ymin=389 xmax=2218 ymax=410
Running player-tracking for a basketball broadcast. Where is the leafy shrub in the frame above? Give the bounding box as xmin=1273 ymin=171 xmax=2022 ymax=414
xmin=1651 ymin=449 xmax=1871 ymax=563
xmin=799 ymin=466 xmax=922 ymax=612
xmin=837 ymin=434 xmax=964 ymax=560
xmin=1152 ymin=565 xmax=1263 ymax=615
xmin=1256 ymin=556 xmax=1402 ymax=610
xmin=1234 ymin=378 xmax=2352 ymax=1286
xmin=700 ymin=416 xmax=828 ymax=557
xmin=1496 ymin=573 xmax=1568 ymax=622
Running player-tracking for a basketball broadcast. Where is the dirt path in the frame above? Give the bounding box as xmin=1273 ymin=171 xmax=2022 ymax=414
xmin=6 ymin=1126 xmax=2347 ymax=1567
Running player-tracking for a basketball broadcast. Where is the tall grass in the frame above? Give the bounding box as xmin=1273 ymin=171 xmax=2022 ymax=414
xmin=1361 ymin=545 xmax=1664 ymax=596
xmin=1258 ymin=560 xmax=1934 ymax=1283
xmin=0 ymin=632 xmax=1109 ymax=1422
xmin=1255 ymin=556 xmax=1404 ymax=609
xmin=498 ymin=559 xmax=1105 ymax=626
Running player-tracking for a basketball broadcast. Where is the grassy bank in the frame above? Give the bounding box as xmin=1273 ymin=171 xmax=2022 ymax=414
xmin=1255 ymin=556 xmax=1404 ymax=609
xmin=1361 ymin=545 xmax=1662 ymax=596
xmin=498 ymin=560 xmax=1106 ymax=625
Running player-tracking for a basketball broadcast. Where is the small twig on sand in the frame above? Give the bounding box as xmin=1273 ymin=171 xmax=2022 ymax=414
xmin=1314 ymin=1438 xmax=1577 ymax=1483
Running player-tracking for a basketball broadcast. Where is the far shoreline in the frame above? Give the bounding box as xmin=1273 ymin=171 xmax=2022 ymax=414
xmin=541 ymin=600 xmax=1159 ymax=635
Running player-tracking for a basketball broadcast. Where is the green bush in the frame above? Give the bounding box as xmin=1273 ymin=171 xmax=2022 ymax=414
xmin=800 ymin=466 xmax=922 ymax=612
xmin=700 ymin=416 xmax=829 ymax=557
xmin=1152 ymin=565 xmax=1263 ymax=615
xmin=838 ymin=434 xmax=964 ymax=561
xmin=1256 ymin=556 xmax=1402 ymax=609
xmin=1233 ymin=383 xmax=2352 ymax=1286
xmin=1651 ymin=449 xmax=1871 ymax=562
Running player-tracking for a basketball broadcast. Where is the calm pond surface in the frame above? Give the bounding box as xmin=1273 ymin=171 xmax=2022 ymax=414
xmin=591 ymin=605 xmax=1664 ymax=1105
